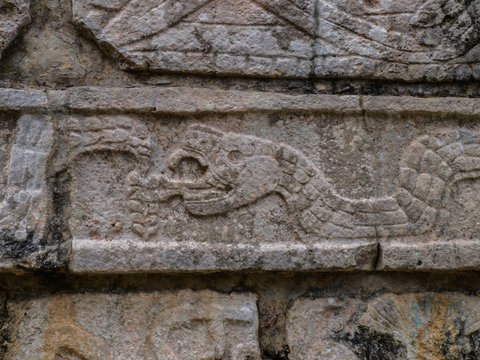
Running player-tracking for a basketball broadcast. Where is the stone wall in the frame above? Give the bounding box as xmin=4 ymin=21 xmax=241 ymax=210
xmin=1 ymin=0 xmax=480 ymax=359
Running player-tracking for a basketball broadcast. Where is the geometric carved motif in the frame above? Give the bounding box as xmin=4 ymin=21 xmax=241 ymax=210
xmin=315 ymin=0 xmax=480 ymax=80
xmin=8 ymin=291 xmax=260 ymax=359
xmin=72 ymin=0 xmax=315 ymax=77
xmin=73 ymin=0 xmax=480 ymax=80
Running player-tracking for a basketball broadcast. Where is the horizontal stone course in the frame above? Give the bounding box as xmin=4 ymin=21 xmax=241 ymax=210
xmin=1 ymin=87 xmax=480 ymax=272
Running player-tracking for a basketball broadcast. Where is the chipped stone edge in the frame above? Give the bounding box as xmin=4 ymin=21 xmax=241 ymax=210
xmin=70 ymin=239 xmax=378 ymax=273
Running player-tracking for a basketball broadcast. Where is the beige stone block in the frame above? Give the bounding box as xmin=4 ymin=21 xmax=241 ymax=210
xmin=7 ymin=290 xmax=260 ymax=359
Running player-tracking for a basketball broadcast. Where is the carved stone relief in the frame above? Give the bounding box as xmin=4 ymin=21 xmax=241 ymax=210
xmin=59 ymin=111 xmax=480 ymax=271
xmin=72 ymin=0 xmax=315 ymax=77
xmin=7 ymin=290 xmax=260 ymax=359
xmin=287 ymin=292 xmax=480 ymax=360
xmin=0 ymin=0 xmax=30 ymax=58
xmin=315 ymin=0 xmax=480 ymax=81
xmin=72 ymin=0 xmax=480 ymax=80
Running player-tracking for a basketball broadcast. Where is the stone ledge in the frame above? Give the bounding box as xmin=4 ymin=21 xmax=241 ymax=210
xmin=377 ymin=240 xmax=480 ymax=271
xmin=63 ymin=87 xmax=361 ymax=115
xmin=3 ymin=87 xmax=480 ymax=119
xmin=70 ymin=239 xmax=378 ymax=273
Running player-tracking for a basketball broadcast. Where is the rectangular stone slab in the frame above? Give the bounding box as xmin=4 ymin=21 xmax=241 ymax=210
xmin=6 ymin=290 xmax=260 ymax=359
xmin=287 ymin=292 xmax=480 ymax=359
xmin=4 ymin=87 xmax=480 ymax=272
xmin=314 ymin=0 xmax=480 ymax=81
xmin=55 ymin=87 xmax=480 ymax=272
xmin=0 ymin=113 xmax=56 ymax=271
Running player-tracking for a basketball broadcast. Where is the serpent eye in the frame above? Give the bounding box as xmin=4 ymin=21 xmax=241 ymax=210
xmin=228 ymin=150 xmax=243 ymax=163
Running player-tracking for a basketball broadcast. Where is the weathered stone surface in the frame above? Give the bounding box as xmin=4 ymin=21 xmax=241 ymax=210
xmin=0 ymin=89 xmax=47 ymax=111
xmin=288 ymin=292 xmax=480 ymax=360
xmin=3 ymin=89 xmax=480 ymax=271
xmin=64 ymin=86 xmax=361 ymax=114
xmin=63 ymin=114 xmax=382 ymax=272
xmin=0 ymin=113 xmax=57 ymax=270
xmin=7 ymin=290 xmax=260 ymax=359
xmin=378 ymin=240 xmax=480 ymax=270
xmin=72 ymin=0 xmax=480 ymax=80
xmin=0 ymin=0 xmax=30 ymax=59
xmin=27 ymin=88 xmax=478 ymax=272
xmin=72 ymin=0 xmax=315 ymax=77
xmin=315 ymin=0 xmax=480 ymax=81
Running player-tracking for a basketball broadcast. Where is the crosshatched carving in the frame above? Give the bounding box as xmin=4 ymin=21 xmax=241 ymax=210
xmin=315 ymin=0 xmax=480 ymax=80
xmin=73 ymin=0 xmax=480 ymax=80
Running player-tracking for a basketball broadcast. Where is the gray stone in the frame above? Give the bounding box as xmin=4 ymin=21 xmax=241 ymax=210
xmin=72 ymin=0 xmax=315 ymax=77
xmin=377 ymin=239 xmax=480 ymax=270
xmin=0 ymin=114 xmax=56 ymax=270
xmin=71 ymin=0 xmax=480 ymax=81
xmin=314 ymin=0 xmax=480 ymax=81
xmin=0 ymin=88 xmax=47 ymax=111
xmin=64 ymin=86 xmax=361 ymax=114
xmin=7 ymin=290 xmax=260 ymax=359
xmin=0 ymin=0 xmax=30 ymax=59
xmin=288 ymin=292 xmax=480 ymax=360
xmin=63 ymin=115 xmax=383 ymax=272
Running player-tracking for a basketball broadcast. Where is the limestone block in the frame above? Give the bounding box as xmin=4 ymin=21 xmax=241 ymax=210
xmin=72 ymin=0 xmax=480 ymax=80
xmin=63 ymin=113 xmax=379 ymax=272
xmin=49 ymin=88 xmax=480 ymax=272
xmin=0 ymin=0 xmax=30 ymax=58
xmin=7 ymin=290 xmax=260 ymax=360
xmin=72 ymin=0 xmax=315 ymax=77
xmin=288 ymin=292 xmax=480 ymax=360
xmin=314 ymin=0 xmax=480 ymax=81
xmin=0 ymin=113 xmax=55 ymax=270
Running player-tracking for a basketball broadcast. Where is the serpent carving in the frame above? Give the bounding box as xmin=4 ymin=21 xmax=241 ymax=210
xmin=125 ymin=125 xmax=480 ymax=240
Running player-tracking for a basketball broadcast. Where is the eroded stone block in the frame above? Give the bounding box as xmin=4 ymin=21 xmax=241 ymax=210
xmin=7 ymin=290 xmax=260 ymax=359
xmin=55 ymin=91 xmax=480 ymax=272
xmin=63 ymin=113 xmax=382 ymax=272
xmin=288 ymin=292 xmax=480 ymax=360
xmin=0 ymin=0 xmax=30 ymax=58
xmin=72 ymin=0 xmax=315 ymax=77
xmin=314 ymin=0 xmax=480 ymax=81
xmin=0 ymin=114 xmax=55 ymax=270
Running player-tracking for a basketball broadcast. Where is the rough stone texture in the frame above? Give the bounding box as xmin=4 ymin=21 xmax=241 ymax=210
xmin=71 ymin=0 xmax=480 ymax=81
xmin=0 ymin=113 xmax=62 ymax=270
xmin=6 ymin=290 xmax=260 ymax=359
xmin=73 ymin=0 xmax=315 ymax=77
xmin=2 ymin=89 xmax=480 ymax=271
xmin=2 ymin=0 xmax=480 ymax=356
xmin=315 ymin=0 xmax=480 ymax=81
xmin=288 ymin=292 xmax=480 ymax=360
xmin=0 ymin=0 xmax=30 ymax=59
